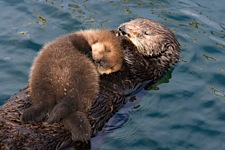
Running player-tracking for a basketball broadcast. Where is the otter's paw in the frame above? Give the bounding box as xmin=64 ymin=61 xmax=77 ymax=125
xmin=21 ymin=105 xmax=50 ymax=124
xmin=63 ymin=111 xmax=91 ymax=142
xmin=47 ymin=102 xmax=71 ymax=123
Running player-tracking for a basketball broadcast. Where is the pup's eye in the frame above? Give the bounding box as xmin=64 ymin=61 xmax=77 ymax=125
xmin=105 ymin=48 xmax=111 ymax=52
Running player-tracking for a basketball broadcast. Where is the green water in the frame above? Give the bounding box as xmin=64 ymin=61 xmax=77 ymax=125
xmin=1 ymin=0 xmax=225 ymax=149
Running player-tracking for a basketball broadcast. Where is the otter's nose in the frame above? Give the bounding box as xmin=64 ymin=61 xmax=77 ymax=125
xmin=119 ymin=25 xmax=125 ymax=31
xmin=118 ymin=25 xmax=127 ymax=35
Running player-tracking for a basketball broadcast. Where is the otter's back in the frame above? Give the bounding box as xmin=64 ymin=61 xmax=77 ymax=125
xmin=29 ymin=35 xmax=99 ymax=107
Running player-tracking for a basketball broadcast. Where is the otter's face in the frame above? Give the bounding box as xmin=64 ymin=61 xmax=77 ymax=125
xmin=91 ymin=42 xmax=123 ymax=75
xmin=118 ymin=18 xmax=171 ymax=56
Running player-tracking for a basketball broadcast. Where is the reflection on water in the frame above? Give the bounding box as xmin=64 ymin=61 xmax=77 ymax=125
xmin=209 ymin=86 xmax=225 ymax=100
xmin=1 ymin=0 xmax=225 ymax=149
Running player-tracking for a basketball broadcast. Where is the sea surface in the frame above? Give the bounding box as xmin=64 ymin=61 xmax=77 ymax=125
xmin=1 ymin=0 xmax=225 ymax=150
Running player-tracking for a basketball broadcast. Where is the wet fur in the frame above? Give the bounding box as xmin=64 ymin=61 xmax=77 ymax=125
xmin=0 ymin=18 xmax=180 ymax=149
xmin=21 ymin=29 xmax=123 ymax=142
xmin=118 ymin=18 xmax=180 ymax=57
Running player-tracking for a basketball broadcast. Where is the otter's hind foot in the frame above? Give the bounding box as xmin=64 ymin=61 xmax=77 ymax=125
xmin=47 ymin=101 xmax=73 ymax=123
xmin=63 ymin=111 xmax=91 ymax=142
xmin=21 ymin=104 xmax=50 ymax=124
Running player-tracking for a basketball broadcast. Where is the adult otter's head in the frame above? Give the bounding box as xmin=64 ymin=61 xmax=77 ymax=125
xmin=92 ymin=40 xmax=123 ymax=75
xmin=118 ymin=18 xmax=180 ymax=57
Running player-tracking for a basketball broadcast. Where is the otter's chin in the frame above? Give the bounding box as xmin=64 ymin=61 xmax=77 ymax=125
xmin=97 ymin=67 xmax=112 ymax=75
xmin=129 ymin=37 xmax=152 ymax=56
xmin=96 ymin=63 xmax=122 ymax=75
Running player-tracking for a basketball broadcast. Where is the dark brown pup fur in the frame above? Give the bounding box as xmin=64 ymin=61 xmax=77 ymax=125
xmin=21 ymin=29 xmax=123 ymax=142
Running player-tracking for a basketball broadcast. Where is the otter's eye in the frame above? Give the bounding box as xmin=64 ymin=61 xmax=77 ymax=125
xmin=144 ymin=30 xmax=151 ymax=35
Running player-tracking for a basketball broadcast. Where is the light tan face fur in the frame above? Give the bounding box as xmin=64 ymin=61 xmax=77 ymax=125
xmin=92 ymin=42 xmax=123 ymax=75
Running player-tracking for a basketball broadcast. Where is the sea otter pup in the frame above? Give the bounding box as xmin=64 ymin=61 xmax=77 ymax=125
xmin=21 ymin=29 xmax=123 ymax=142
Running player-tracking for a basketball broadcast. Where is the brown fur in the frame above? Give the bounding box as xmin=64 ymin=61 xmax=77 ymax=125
xmin=0 ymin=18 xmax=181 ymax=149
xmin=118 ymin=18 xmax=180 ymax=57
xmin=92 ymin=42 xmax=123 ymax=74
xmin=21 ymin=29 xmax=123 ymax=142
xmin=77 ymin=30 xmax=124 ymax=74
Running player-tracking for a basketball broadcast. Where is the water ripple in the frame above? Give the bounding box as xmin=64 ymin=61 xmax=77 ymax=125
xmin=208 ymin=86 xmax=225 ymax=100
xmin=1 ymin=0 xmax=225 ymax=150
xmin=180 ymin=9 xmax=223 ymax=31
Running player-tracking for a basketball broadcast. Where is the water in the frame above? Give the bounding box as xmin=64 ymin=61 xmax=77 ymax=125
xmin=0 ymin=0 xmax=225 ymax=149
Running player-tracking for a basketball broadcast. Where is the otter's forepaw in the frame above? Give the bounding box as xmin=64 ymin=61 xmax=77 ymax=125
xmin=21 ymin=105 xmax=49 ymax=124
xmin=63 ymin=111 xmax=91 ymax=142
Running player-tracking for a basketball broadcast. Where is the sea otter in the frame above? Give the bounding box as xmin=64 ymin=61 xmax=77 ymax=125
xmin=0 ymin=18 xmax=180 ymax=149
xmin=21 ymin=29 xmax=123 ymax=142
